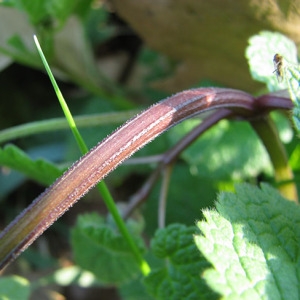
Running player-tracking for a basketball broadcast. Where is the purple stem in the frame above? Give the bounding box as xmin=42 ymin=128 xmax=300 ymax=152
xmin=0 ymin=87 xmax=292 ymax=270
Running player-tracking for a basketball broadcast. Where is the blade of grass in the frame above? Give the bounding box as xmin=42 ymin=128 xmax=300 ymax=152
xmin=33 ymin=35 xmax=150 ymax=276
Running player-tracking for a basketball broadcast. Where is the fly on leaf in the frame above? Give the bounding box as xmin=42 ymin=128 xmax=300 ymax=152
xmin=273 ymin=53 xmax=284 ymax=82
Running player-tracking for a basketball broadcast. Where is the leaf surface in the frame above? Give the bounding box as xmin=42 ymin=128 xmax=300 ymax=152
xmin=245 ymin=30 xmax=297 ymax=91
xmin=144 ymin=224 xmax=218 ymax=300
xmin=0 ymin=144 xmax=63 ymax=185
xmin=0 ymin=275 xmax=30 ymax=300
xmin=168 ymin=119 xmax=272 ymax=180
xmin=71 ymin=213 xmax=146 ymax=286
xmin=195 ymin=183 xmax=300 ymax=300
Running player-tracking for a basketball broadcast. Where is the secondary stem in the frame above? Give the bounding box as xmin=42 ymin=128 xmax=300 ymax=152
xmin=250 ymin=116 xmax=298 ymax=202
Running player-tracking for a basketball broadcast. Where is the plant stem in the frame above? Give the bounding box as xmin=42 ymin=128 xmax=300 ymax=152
xmin=158 ymin=164 xmax=173 ymax=229
xmin=250 ymin=116 xmax=298 ymax=202
xmin=34 ymin=35 xmax=150 ymax=275
xmin=124 ymin=109 xmax=233 ymax=219
xmin=0 ymin=87 xmax=293 ymax=271
xmin=0 ymin=110 xmax=138 ymax=144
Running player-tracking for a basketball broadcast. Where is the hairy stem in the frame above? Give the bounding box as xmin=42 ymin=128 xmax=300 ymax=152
xmin=124 ymin=109 xmax=233 ymax=218
xmin=0 ymin=88 xmax=292 ymax=270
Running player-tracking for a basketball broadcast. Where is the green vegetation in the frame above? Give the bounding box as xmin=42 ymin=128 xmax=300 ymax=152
xmin=0 ymin=2 xmax=300 ymax=300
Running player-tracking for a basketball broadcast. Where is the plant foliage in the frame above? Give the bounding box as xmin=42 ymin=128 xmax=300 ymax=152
xmin=0 ymin=144 xmax=63 ymax=185
xmin=195 ymin=183 xmax=300 ymax=300
xmin=0 ymin=1 xmax=299 ymax=299
xmin=71 ymin=212 xmax=146 ymax=286
xmin=144 ymin=224 xmax=218 ymax=300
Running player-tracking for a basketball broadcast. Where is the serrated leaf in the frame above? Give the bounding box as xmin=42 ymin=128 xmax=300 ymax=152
xmin=195 ymin=183 xmax=300 ymax=300
xmin=245 ymin=31 xmax=297 ymax=92
xmin=0 ymin=144 xmax=63 ymax=185
xmin=71 ymin=213 xmax=146 ymax=286
xmin=144 ymin=224 xmax=218 ymax=300
xmin=0 ymin=275 xmax=30 ymax=300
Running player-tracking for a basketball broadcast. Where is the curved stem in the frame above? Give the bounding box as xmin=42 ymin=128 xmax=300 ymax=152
xmin=0 ymin=87 xmax=291 ymax=270
xmin=123 ymin=109 xmax=233 ymax=219
xmin=0 ymin=88 xmax=255 ymax=270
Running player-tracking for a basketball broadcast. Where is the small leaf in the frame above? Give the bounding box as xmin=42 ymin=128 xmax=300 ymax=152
xmin=71 ymin=213 xmax=146 ymax=286
xmin=0 ymin=144 xmax=63 ymax=185
xmin=245 ymin=31 xmax=297 ymax=92
xmin=195 ymin=183 xmax=300 ymax=300
xmin=144 ymin=224 xmax=218 ymax=300
xmin=0 ymin=275 xmax=30 ymax=300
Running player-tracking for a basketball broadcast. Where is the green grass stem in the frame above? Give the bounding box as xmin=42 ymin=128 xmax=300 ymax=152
xmin=34 ymin=35 xmax=150 ymax=276
xmin=0 ymin=110 xmax=138 ymax=144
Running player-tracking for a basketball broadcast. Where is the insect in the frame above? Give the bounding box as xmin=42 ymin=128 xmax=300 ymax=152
xmin=273 ymin=53 xmax=284 ymax=82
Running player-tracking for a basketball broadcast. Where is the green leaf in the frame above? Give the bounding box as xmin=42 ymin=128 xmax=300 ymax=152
xmin=167 ymin=119 xmax=272 ymax=180
xmin=276 ymin=54 xmax=300 ymax=133
xmin=195 ymin=183 xmax=300 ymax=300
xmin=10 ymin=0 xmax=80 ymax=27
xmin=73 ymin=0 xmax=94 ymax=19
xmin=144 ymin=224 xmax=218 ymax=300
xmin=246 ymin=31 xmax=300 ymax=134
xmin=119 ymin=277 xmax=155 ymax=300
xmin=12 ymin=0 xmax=48 ymax=25
xmin=0 ymin=275 xmax=30 ymax=300
xmin=0 ymin=144 xmax=63 ymax=185
xmin=46 ymin=0 xmax=79 ymax=25
xmin=84 ymin=4 xmax=114 ymax=46
xmin=71 ymin=213 xmax=146 ymax=286
xmin=245 ymin=31 xmax=297 ymax=92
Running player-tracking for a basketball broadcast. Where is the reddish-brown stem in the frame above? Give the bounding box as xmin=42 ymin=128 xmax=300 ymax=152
xmin=0 ymin=87 xmax=292 ymax=270
xmin=123 ymin=92 xmax=295 ymax=219
xmin=255 ymin=92 xmax=293 ymax=111
xmin=123 ymin=109 xmax=233 ymax=218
